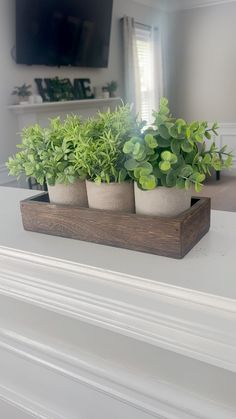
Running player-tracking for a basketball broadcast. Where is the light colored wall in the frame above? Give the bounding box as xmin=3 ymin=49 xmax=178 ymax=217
xmin=166 ymin=2 xmax=236 ymax=122
xmin=0 ymin=0 xmax=164 ymax=167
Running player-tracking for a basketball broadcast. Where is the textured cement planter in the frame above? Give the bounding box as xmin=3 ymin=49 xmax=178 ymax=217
xmin=86 ymin=180 xmax=135 ymax=213
xmin=134 ymin=183 xmax=192 ymax=217
xmin=47 ymin=179 xmax=88 ymax=206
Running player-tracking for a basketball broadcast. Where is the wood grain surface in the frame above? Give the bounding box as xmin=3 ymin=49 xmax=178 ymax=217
xmin=20 ymin=194 xmax=211 ymax=259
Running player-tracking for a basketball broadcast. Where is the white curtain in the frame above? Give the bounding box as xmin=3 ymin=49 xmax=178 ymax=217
xmin=153 ymin=26 xmax=164 ymax=103
xmin=122 ymin=17 xmax=164 ymax=123
xmin=135 ymin=23 xmax=156 ymax=124
xmin=122 ymin=16 xmax=142 ymax=115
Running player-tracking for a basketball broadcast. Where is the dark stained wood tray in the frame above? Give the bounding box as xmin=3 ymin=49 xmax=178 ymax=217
xmin=20 ymin=193 xmax=211 ymax=259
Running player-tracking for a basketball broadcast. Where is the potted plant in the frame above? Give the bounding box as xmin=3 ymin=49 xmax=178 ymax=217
xmin=76 ymin=105 xmax=142 ymax=212
xmin=123 ymin=98 xmax=233 ymax=217
xmin=106 ymin=81 xmax=118 ymax=98
xmin=12 ymin=84 xmax=32 ymax=104
xmin=7 ymin=115 xmax=88 ymax=206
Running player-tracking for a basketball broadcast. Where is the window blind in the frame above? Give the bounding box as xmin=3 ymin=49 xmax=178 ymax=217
xmin=134 ymin=24 xmax=156 ymax=125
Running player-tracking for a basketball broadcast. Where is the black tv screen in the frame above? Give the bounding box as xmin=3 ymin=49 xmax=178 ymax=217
xmin=15 ymin=0 xmax=113 ymax=67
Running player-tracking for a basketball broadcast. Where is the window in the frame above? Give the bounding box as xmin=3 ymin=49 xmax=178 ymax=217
xmin=134 ymin=24 xmax=160 ymax=125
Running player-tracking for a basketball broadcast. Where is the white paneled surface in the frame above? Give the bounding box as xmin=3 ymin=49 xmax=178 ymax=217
xmin=0 ymin=186 xmax=235 ymax=418
xmin=219 ymin=123 xmax=236 ymax=174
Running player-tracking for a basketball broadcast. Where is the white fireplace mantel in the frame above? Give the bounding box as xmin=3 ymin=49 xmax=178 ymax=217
xmin=0 ymin=186 xmax=235 ymax=419
xmin=8 ymin=97 xmax=122 ymax=130
xmin=8 ymin=97 xmax=122 ymax=115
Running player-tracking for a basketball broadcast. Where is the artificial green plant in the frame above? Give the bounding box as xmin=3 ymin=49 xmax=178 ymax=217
xmin=106 ymin=81 xmax=118 ymax=97
xmin=12 ymin=83 xmax=32 ymax=99
xmin=7 ymin=115 xmax=86 ymax=186
xmin=123 ymin=98 xmax=233 ymax=192
xmin=75 ymin=105 xmax=143 ymax=184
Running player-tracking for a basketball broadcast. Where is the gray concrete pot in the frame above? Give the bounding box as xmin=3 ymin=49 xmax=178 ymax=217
xmin=47 ymin=179 xmax=88 ymax=207
xmin=134 ymin=183 xmax=192 ymax=217
xmin=86 ymin=180 xmax=135 ymax=213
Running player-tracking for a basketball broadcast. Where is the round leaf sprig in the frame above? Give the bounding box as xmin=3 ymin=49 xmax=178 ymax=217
xmin=123 ymin=98 xmax=233 ymax=192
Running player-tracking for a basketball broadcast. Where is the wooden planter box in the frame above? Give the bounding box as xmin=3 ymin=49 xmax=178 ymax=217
xmin=20 ymin=193 xmax=211 ymax=259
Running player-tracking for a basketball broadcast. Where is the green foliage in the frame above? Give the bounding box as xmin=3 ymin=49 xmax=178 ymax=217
xmin=106 ymin=81 xmax=118 ymax=95
xmin=12 ymin=84 xmax=32 ymax=98
xmin=7 ymin=98 xmax=233 ymax=192
xmin=74 ymin=105 xmax=142 ymax=184
xmin=7 ymin=115 xmax=86 ymax=186
xmin=123 ymin=97 xmax=233 ymax=192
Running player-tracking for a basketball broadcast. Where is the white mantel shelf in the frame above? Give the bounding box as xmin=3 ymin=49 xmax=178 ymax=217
xmin=0 ymin=186 xmax=235 ymax=419
xmin=8 ymin=97 xmax=122 ymax=114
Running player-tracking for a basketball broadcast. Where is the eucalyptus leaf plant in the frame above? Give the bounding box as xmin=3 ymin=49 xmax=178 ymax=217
xmin=75 ymin=105 xmax=143 ymax=184
xmin=123 ymin=98 xmax=233 ymax=192
xmin=7 ymin=115 xmax=86 ymax=186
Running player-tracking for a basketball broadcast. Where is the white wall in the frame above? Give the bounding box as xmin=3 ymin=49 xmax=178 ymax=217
xmin=2 ymin=1 xmax=236 ymax=172
xmin=0 ymin=0 xmax=165 ymax=169
xmin=166 ymin=2 xmax=236 ymax=122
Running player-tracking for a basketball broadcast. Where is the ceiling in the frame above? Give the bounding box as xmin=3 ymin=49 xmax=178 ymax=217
xmin=135 ymin=0 xmax=236 ymax=11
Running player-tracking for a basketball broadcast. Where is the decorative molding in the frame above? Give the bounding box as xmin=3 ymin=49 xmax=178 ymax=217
xmin=0 ymin=384 xmax=64 ymax=419
xmin=0 ymin=246 xmax=235 ymax=374
xmin=0 ymin=186 xmax=235 ymax=418
xmin=8 ymin=97 xmax=122 ymax=115
xmin=218 ymin=123 xmax=236 ymax=174
xmin=0 ymin=328 xmax=235 ymax=419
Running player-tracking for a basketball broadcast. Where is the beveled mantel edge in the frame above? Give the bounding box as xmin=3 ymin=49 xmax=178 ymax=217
xmin=0 ymin=245 xmax=235 ymax=373
xmin=8 ymin=97 xmax=122 ymax=114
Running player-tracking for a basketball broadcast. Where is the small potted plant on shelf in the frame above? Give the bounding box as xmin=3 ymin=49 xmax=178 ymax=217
xmin=12 ymin=84 xmax=32 ymax=104
xmin=76 ymin=105 xmax=142 ymax=212
xmin=106 ymin=81 xmax=118 ymax=98
xmin=123 ymin=97 xmax=233 ymax=216
xmin=7 ymin=115 xmax=88 ymax=206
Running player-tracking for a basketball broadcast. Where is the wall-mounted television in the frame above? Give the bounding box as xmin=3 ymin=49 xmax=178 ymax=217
xmin=15 ymin=0 xmax=113 ymax=68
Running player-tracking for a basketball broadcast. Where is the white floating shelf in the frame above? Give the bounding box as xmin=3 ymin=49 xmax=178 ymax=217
xmin=8 ymin=97 xmax=122 ymax=114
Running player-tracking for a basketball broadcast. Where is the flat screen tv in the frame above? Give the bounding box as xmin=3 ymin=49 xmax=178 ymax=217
xmin=15 ymin=0 xmax=113 ymax=68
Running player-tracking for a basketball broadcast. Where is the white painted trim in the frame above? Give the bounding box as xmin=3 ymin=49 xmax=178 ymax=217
xmin=0 ymin=246 xmax=235 ymax=374
xmin=208 ymin=122 xmax=236 ymax=174
xmin=218 ymin=122 xmax=236 ymax=134
xmin=218 ymin=123 xmax=236 ymax=175
xmin=0 ymin=164 xmax=16 ymax=186
xmin=0 ymin=328 xmax=235 ymax=419
xmin=8 ymin=97 xmax=122 ymax=115
xmin=0 ymin=384 xmax=64 ymax=419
